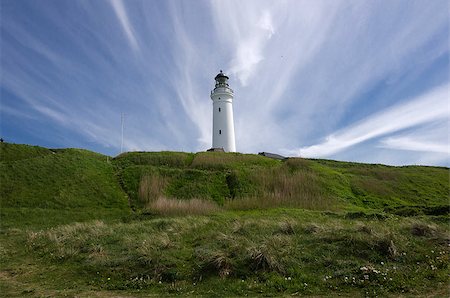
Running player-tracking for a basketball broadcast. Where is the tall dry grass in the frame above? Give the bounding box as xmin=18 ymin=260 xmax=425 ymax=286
xmin=138 ymin=174 xmax=168 ymax=205
xmin=225 ymin=167 xmax=334 ymax=211
xmin=147 ymin=197 xmax=220 ymax=216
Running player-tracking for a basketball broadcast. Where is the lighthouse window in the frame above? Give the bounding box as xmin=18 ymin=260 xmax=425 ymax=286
xmin=219 ymin=130 xmax=222 ymax=134
xmin=218 ymin=107 xmax=221 ymax=112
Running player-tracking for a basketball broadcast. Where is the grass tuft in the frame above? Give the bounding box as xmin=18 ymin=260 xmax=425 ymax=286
xmin=276 ymin=220 xmax=296 ymax=235
xmin=196 ymin=248 xmax=233 ymax=278
xmin=410 ymin=222 xmax=438 ymax=237
xmin=247 ymin=236 xmax=287 ymax=274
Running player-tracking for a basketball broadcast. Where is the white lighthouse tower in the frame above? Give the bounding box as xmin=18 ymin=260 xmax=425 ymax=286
xmin=210 ymin=70 xmax=236 ymax=152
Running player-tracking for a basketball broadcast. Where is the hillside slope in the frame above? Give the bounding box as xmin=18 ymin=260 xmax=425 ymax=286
xmin=114 ymin=151 xmax=449 ymax=216
xmin=0 ymin=143 xmax=130 ymax=228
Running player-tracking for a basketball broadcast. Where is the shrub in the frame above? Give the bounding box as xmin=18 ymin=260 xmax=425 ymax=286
xmin=226 ymin=171 xmax=240 ymax=199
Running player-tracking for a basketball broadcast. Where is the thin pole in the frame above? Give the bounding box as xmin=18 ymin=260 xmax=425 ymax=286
xmin=120 ymin=113 xmax=124 ymax=154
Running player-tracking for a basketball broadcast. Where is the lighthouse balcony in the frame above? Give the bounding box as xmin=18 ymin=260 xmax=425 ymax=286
xmin=211 ymin=86 xmax=234 ymax=95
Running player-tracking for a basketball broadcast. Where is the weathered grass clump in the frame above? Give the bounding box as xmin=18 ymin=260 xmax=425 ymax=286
xmin=195 ymin=248 xmax=234 ymax=278
xmin=410 ymin=222 xmax=438 ymax=237
xmin=247 ymin=235 xmax=288 ymax=274
xmin=276 ymin=220 xmax=297 ymax=235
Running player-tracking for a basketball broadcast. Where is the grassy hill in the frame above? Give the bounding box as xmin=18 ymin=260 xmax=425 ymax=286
xmin=0 ymin=143 xmax=130 ymax=228
xmin=0 ymin=143 xmax=449 ymax=297
xmin=114 ymin=151 xmax=449 ymax=216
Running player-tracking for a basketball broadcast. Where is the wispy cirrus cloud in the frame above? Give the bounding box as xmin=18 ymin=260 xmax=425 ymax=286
xmin=206 ymin=0 xmax=448 ymax=159
xmin=229 ymin=10 xmax=275 ymax=86
xmin=378 ymin=119 xmax=449 ymax=155
xmin=210 ymin=2 xmax=279 ymax=86
xmin=380 ymin=137 xmax=449 ymax=154
xmin=1 ymin=0 xmax=448 ymax=166
xmin=294 ymin=84 xmax=449 ymax=158
xmin=110 ymin=0 xmax=139 ymax=52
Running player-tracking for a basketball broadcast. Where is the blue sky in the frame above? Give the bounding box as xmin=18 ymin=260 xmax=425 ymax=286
xmin=1 ymin=0 xmax=449 ymax=166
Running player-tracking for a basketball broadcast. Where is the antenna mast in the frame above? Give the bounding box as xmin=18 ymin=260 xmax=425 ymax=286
xmin=120 ymin=113 xmax=124 ymax=154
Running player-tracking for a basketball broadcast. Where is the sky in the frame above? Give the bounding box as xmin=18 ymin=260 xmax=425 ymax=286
xmin=1 ymin=0 xmax=449 ymax=166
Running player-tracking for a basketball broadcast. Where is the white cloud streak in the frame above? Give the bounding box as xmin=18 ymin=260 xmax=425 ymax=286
xmin=210 ymin=2 xmax=278 ymax=86
xmin=208 ymin=0 xmax=448 ymax=157
xmin=379 ymin=137 xmax=449 ymax=154
xmin=110 ymin=0 xmax=139 ymax=51
xmin=295 ymin=84 xmax=449 ymax=157
xmin=2 ymin=0 xmax=448 ymax=166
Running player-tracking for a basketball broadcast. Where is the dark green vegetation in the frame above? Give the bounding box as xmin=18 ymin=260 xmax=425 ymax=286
xmin=1 ymin=143 xmax=449 ymax=297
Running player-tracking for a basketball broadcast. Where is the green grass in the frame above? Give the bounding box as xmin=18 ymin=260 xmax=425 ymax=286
xmin=0 ymin=143 xmax=449 ymax=297
xmin=0 ymin=143 xmax=130 ymax=229
xmin=3 ymin=209 xmax=449 ymax=297
xmin=113 ymin=153 xmax=449 ymax=216
xmin=0 ymin=143 xmax=53 ymax=162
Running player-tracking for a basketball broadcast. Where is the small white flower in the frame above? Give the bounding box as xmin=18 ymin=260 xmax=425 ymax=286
xmin=380 ymin=262 xmax=384 ymax=265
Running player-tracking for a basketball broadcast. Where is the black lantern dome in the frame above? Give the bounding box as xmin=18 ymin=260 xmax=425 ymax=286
xmin=214 ymin=70 xmax=229 ymax=87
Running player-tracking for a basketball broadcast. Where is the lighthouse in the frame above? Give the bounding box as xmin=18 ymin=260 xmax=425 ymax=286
xmin=210 ymin=70 xmax=236 ymax=152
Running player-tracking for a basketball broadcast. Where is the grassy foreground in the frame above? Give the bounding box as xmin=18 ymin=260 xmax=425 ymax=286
xmin=0 ymin=143 xmax=449 ymax=297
